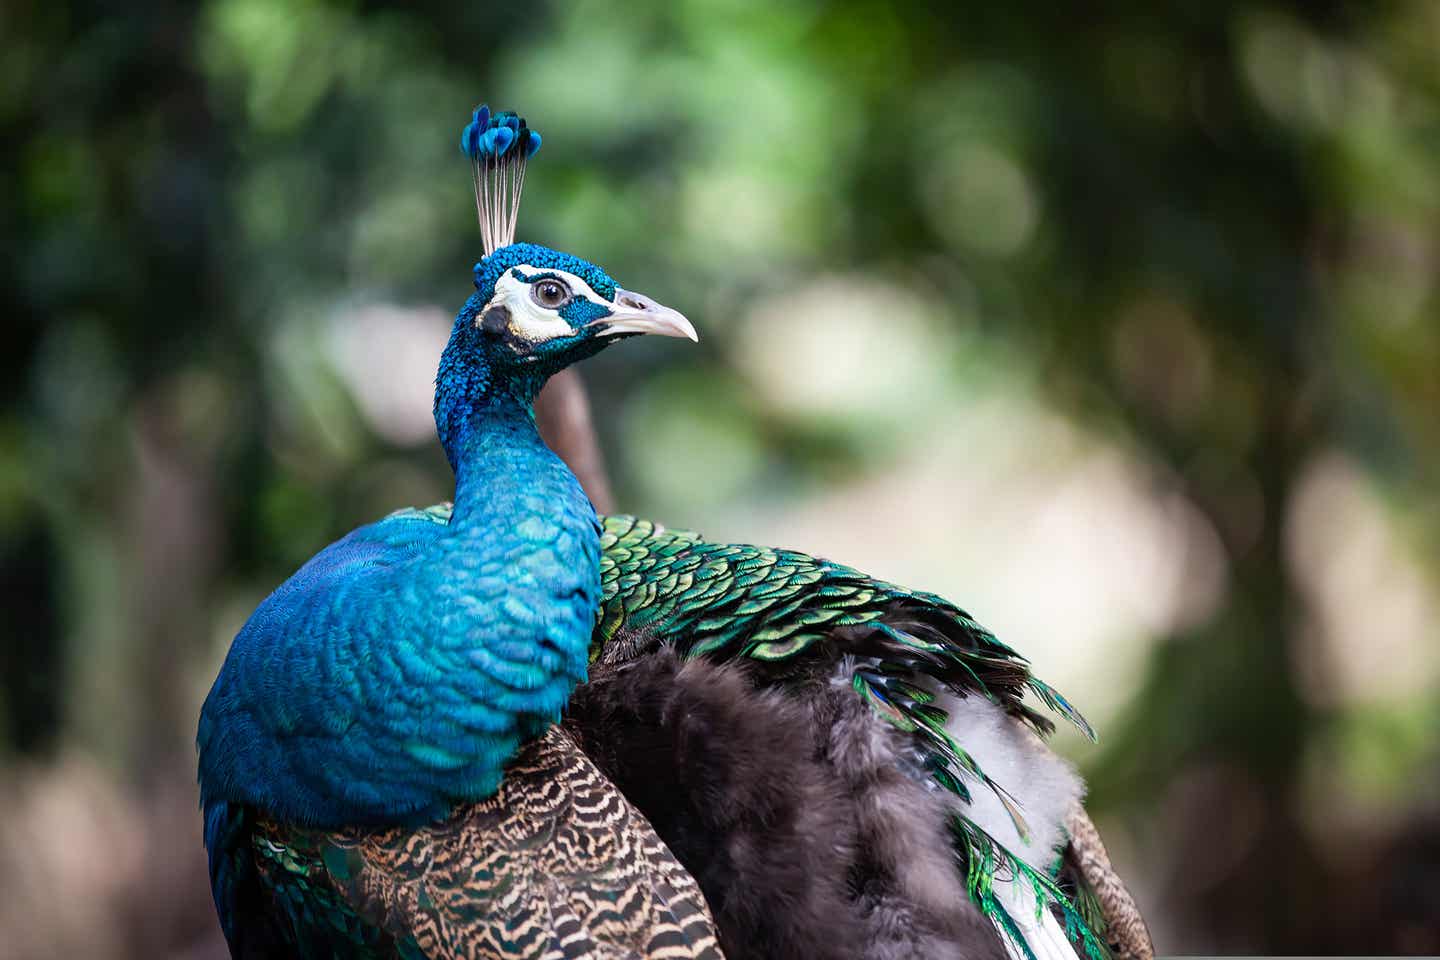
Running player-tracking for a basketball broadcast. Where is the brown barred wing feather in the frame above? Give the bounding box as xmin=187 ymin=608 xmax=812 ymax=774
xmin=252 ymin=725 xmax=723 ymax=960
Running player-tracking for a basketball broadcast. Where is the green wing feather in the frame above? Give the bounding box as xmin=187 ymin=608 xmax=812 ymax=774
xmin=594 ymin=514 xmax=1094 ymax=738
xmin=249 ymin=725 xmax=723 ymax=960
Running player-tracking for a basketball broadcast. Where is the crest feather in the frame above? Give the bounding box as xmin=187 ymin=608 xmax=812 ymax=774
xmin=460 ymin=105 xmax=541 ymax=254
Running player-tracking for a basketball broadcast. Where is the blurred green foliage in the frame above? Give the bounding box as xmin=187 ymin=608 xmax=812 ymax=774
xmin=3 ymin=0 xmax=1439 ymax=955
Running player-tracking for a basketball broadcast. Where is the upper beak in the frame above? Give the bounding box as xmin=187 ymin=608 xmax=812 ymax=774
xmin=593 ymin=287 xmax=699 ymax=342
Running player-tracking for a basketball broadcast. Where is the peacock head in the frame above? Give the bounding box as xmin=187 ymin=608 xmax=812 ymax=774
xmin=434 ymin=107 xmax=696 ymax=459
xmin=456 ymin=241 xmax=695 ymax=378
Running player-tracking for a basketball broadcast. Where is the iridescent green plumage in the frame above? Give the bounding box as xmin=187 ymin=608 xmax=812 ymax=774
xmin=593 ymin=514 xmax=1091 ymax=732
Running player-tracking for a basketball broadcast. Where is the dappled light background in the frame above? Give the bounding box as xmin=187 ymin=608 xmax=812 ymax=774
xmin=4 ymin=1 xmax=1439 ymax=956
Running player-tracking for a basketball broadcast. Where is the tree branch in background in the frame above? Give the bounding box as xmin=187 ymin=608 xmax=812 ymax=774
xmin=535 ymin=369 xmax=615 ymax=514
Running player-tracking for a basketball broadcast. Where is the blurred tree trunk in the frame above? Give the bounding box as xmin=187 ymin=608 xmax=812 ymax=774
xmin=535 ymin=369 xmax=615 ymax=514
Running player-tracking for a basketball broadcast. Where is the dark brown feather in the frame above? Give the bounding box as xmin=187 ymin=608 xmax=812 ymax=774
xmin=567 ymin=650 xmax=1010 ymax=960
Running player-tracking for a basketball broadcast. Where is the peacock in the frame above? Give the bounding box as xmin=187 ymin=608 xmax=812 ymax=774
xmin=197 ymin=105 xmax=1153 ymax=960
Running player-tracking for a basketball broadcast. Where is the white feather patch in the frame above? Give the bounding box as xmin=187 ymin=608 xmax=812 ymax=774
xmin=942 ymin=693 xmax=1084 ymax=874
xmin=943 ymin=694 xmax=1085 ymax=960
xmin=993 ymin=875 xmax=1083 ymax=960
xmin=483 ymin=266 xmax=608 ymax=343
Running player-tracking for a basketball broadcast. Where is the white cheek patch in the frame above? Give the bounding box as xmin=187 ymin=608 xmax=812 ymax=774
xmin=482 ymin=266 xmax=610 ymax=343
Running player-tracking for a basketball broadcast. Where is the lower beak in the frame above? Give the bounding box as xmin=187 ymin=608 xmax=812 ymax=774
xmin=592 ymin=287 xmax=699 ymax=342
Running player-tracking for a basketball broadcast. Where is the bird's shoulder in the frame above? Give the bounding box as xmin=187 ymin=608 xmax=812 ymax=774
xmin=282 ymin=504 xmax=454 ymax=590
xmin=230 ymin=505 xmax=452 ymax=647
xmin=197 ymin=501 xmax=562 ymax=827
xmin=207 ymin=507 xmax=452 ymax=717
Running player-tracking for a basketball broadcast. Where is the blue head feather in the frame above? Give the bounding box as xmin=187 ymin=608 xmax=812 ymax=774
xmin=433 ymin=242 xmax=621 ymax=468
xmin=459 ymin=104 xmax=489 ymax=155
xmin=461 ymin=104 xmax=541 ymax=161
xmin=471 ymin=242 xmax=616 ymax=301
xmin=461 ymin=105 xmax=542 ymax=253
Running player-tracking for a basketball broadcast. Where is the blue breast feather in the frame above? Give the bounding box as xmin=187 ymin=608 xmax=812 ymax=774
xmin=197 ymin=452 xmax=601 ymax=829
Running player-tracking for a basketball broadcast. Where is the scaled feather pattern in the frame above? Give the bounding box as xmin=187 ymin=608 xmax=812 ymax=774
xmin=242 ymin=726 xmax=721 ymax=960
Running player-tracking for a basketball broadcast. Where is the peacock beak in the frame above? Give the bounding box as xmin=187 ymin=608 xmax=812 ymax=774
xmin=592 ymin=287 xmax=698 ymax=342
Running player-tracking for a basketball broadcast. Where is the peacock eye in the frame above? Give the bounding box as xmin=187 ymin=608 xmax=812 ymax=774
xmin=531 ymin=279 xmax=570 ymax=310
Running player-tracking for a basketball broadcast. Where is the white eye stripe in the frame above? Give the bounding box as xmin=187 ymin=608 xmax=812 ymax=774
xmin=510 ymin=266 xmax=605 ymax=305
xmin=482 ymin=265 xmax=608 ymax=343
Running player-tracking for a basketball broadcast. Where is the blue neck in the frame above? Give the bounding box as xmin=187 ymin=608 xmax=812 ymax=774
xmin=198 ymin=304 xmax=602 ymax=833
xmin=449 ymin=392 xmax=539 ymax=512
xmin=432 ymin=328 xmax=574 ymax=533
xmin=425 ymin=363 xmax=600 ymax=809
xmin=433 ymin=297 xmax=552 ymax=475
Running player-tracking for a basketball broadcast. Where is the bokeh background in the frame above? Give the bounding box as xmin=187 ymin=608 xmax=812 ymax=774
xmin=4 ymin=0 xmax=1440 ymax=955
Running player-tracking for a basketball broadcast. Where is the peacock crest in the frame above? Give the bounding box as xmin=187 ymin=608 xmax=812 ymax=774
xmin=460 ymin=105 xmax=542 ymax=254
